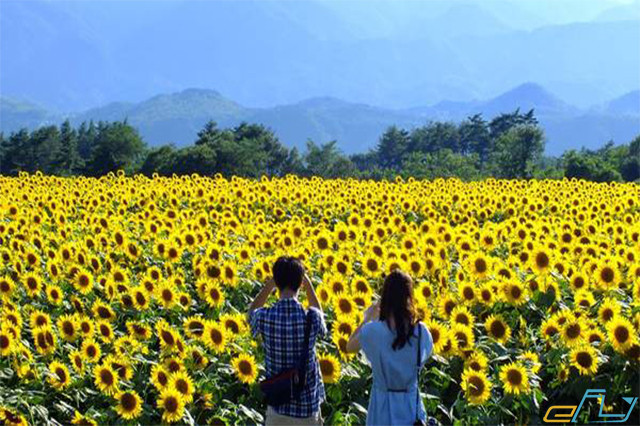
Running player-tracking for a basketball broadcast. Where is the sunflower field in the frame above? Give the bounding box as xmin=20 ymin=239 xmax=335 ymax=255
xmin=0 ymin=172 xmax=639 ymax=425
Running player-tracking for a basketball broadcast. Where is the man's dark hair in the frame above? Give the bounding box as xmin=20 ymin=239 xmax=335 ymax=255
xmin=272 ymin=256 xmax=304 ymax=291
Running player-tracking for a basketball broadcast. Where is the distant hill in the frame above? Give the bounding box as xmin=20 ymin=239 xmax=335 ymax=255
xmin=1 ymin=84 xmax=639 ymax=156
xmin=1 ymin=0 xmax=639 ymax=111
xmin=0 ymin=97 xmax=60 ymax=133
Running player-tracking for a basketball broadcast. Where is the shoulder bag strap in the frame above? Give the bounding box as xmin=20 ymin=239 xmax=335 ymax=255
xmin=415 ymin=323 xmax=422 ymax=423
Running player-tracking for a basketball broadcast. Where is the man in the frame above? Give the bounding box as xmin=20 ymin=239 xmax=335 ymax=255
xmin=248 ymin=256 xmax=326 ymax=425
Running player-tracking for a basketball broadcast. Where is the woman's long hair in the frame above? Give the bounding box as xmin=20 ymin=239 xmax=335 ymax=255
xmin=379 ymin=270 xmax=417 ymax=350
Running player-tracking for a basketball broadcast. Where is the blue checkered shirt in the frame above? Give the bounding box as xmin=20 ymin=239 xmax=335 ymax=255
xmin=250 ymin=298 xmax=327 ymax=418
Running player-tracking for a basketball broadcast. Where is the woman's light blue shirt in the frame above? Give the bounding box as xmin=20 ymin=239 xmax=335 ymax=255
xmin=359 ymin=321 xmax=433 ymax=426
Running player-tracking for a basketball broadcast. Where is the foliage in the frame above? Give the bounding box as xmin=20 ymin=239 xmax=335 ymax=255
xmin=0 ymin=175 xmax=639 ymax=425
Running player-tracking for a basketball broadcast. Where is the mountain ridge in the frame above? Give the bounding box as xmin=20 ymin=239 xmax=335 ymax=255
xmin=1 ymin=84 xmax=639 ymax=156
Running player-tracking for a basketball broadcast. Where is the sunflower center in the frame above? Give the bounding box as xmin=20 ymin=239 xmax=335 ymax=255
xmin=0 ymin=335 xmax=9 ymax=349
xmin=566 ymin=324 xmax=581 ymax=339
xmin=576 ymin=352 xmax=592 ymax=369
xmin=161 ymin=331 xmax=175 ymax=346
xmin=614 ymin=326 xmax=629 ymax=343
xmin=468 ymin=375 xmax=485 ymax=396
xmin=176 ymin=379 xmax=189 ymax=394
xmin=490 ymin=320 xmax=506 ymax=338
xmin=506 ymin=369 xmax=522 ymax=386
xmin=210 ymin=329 xmax=223 ymax=345
xmin=320 ymin=360 xmax=334 ymax=376
xmin=602 ymin=309 xmax=613 ymax=322
xmin=55 ymin=367 xmax=67 ymax=382
xmin=164 ymin=396 xmax=178 ymax=413
xmin=100 ymin=369 xmax=114 ymax=386
xmin=121 ymin=393 xmax=137 ymax=411
xmin=475 ymin=258 xmax=487 ymax=274
xmin=536 ymin=252 xmax=549 ymax=268
xmin=339 ymin=299 xmax=352 ymax=314
xmin=600 ymin=267 xmax=614 ymax=283
xmin=239 ymin=360 xmax=253 ymax=376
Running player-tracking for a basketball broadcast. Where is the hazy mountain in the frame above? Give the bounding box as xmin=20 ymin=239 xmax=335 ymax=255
xmin=0 ymin=98 xmax=60 ymax=133
xmin=2 ymin=85 xmax=638 ymax=156
xmin=1 ymin=0 xmax=638 ymax=112
xmin=600 ymin=90 xmax=640 ymax=116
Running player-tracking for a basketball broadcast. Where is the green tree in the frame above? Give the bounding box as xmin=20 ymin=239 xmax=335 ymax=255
xmin=303 ymin=140 xmax=355 ymax=178
xmin=490 ymin=125 xmax=545 ymax=179
xmin=52 ymin=120 xmax=83 ymax=175
xmin=376 ymin=126 xmax=409 ymax=170
xmin=401 ymin=150 xmax=480 ymax=180
xmin=85 ymin=121 xmax=146 ymax=176
xmin=460 ymin=114 xmax=491 ymax=163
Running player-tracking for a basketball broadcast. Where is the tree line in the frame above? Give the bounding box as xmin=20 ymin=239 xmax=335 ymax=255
xmin=0 ymin=110 xmax=638 ymax=182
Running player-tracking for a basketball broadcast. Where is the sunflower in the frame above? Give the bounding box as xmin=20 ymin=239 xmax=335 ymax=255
xmin=95 ymin=320 xmax=115 ymax=343
xmin=467 ymin=253 xmax=491 ymax=279
xmin=132 ymin=287 xmax=150 ymax=310
xmin=574 ymin=289 xmax=596 ymax=310
xmin=362 ymin=255 xmax=382 ymax=277
xmin=203 ymin=321 xmax=227 ymax=353
xmin=451 ymin=306 xmax=474 ymax=327
xmin=561 ymin=317 xmax=585 ymax=348
xmin=597 ymin=298 xmax=621 ymax=324
xmin=220 ymin=313 xmax=246 ymax=337
xmin=0 ymin=329 xmax=15 ymax=356
xmin=204 ymin=281 xmax=225 ymax=308
xmin=458 ymin=281 xmax=477 ymax=304
xmin=93 ymin=363 xmax=119 ymax=396
xmin=333 ymin=316 xmax=357 ymax=337
xmin=184 ymin=316 xmax=206 ymax=339
xmin=156 ymin=281 xmax=177 ymax=309
xmin=425 ymin=320 xmax=447 ymax=353
xmin=485 ymin=315 xmax=511 ymax=344
xmin=170 ymin=371 xmax=195 ymax=403
xmin=151 ymin=364 xmax=171 ymax=391
xmin=69 ymin=350 xmax=84 ymax=374
xmin=464 ymin=351 xmax=489 ymax=373
xmin=45 ymin=284 xmax=64 ymax=305
xmin=33 ymin=326 xmax=57 ymax=355
xmin=518 ymin=351 xmax=541 ymax=374
xmin=157 ymin=387 xmax=186 ymax=423
xmin=530 ymin=247 xmax=552 ymax=275
xmin=451 ymin=324 xmax=475 ymax=353
xmin=0 ymin=276 xmax=15 ymax=299
xmin=499 ymin=362 xmax=530 ymax=395
xmin=570 ymin=345 xmax=599 ymax=376
xmin=334 ymin=295 xmax=356 ymax=317
xmin=540 ymin=317 xmax=560 ymax=343
xmin=569 ymin=272 xmax=589 ymax=292
xmin=232 ymin=353 xmax=258 ymax=384
xmin=461 ymin=369 xmax=492 ymax=405
xmin=22 ymin=272 xmax=41 ymax=298
xmin=607 ymin=317 xmax=637 ymax=352
xmin=114 ymin=390 xmax=143 ymax=420
xmin=595 ymin=260 xmax=619 ymax=290
xmin=48 ymin=361 xmax=71 ymax=390
xmin=57 ymin=314 xmax=79 ymax=342
xmin=73 ymin=267 xmax=94 ymax=294
xmin=502 ymin=280 xmax=527 ymax=306
xmin=318 ymin=353 xmax=341 ymax=384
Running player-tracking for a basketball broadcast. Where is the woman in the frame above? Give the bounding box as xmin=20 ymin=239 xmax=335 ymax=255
xmin=346 ymin=270 xmax=433 ymax=426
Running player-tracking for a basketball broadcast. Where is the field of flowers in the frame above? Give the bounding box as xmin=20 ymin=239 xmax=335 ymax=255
xmin=0 ymin=172 xmax=639 ymax=425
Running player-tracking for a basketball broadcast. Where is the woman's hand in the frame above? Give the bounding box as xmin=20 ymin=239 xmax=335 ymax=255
xmin=363 ymin=301 xmax=380 ymax=323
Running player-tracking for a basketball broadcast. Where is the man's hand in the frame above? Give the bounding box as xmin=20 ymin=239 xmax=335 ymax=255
xmin=248 ymin=276 xmax=277 ymax=314
xmin=302 ymin=272 xmax=322 ymax=312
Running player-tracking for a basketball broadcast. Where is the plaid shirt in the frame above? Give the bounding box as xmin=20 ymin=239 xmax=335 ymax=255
xmin=250 ymin=298 xmax=327 ymax=418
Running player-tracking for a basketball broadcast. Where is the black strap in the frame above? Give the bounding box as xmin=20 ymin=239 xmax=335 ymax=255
xmin=415 ymin=323 xmax=422 ymax=423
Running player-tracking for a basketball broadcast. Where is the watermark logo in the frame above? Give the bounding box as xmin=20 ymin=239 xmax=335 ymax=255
xmin=543 ymin=389 xmax=637 ymax=423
